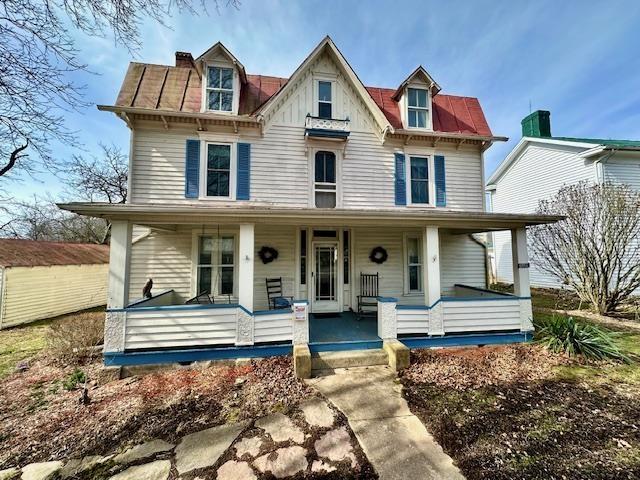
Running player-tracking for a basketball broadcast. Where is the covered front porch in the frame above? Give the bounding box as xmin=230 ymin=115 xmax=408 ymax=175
xmin=60 ymin=203 xmax=557 ymax=369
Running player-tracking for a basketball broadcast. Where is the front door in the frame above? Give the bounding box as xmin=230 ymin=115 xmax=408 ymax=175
xmin=312 ymin=242 xmax=340 ymax=313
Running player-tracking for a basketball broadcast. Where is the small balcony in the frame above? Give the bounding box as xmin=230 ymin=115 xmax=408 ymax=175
xmin=305 ymin=115 xmax=350 ymax=140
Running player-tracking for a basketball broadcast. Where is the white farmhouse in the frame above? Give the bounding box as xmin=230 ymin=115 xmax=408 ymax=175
xmin=61 ymin=37 xmax=559 ymax=375
xmin=487 ymin=110 xmax=640 ymax=288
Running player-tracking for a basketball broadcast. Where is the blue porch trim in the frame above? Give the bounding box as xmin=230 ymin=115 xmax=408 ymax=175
xmin=309 ymin=339 xmax=383 ymax=353
xmin=401 ymin=332 xmax=531 ymax=349
xmin=108 ymin=303 xmax=240 ymax=313
xmin=104 ymin=343 xmax=293 ymax=366
xmin=377 ymin=296 xmax=398 ymax=303
xmin=127 ymin=289 xmax=174 ymax=308
xmin=441 ymin=296 xmax=530 ymax=302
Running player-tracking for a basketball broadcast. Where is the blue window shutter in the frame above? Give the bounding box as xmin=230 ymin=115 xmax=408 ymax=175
xmin=394 ymin=153 xmax=406 ymax=205
xmin=185 ymin=139 xmax=200 ymax=198
xmin=236 ymin=143 xmax=251 ymax=200
xmin=434 ymin=155 xmax=446 ymax=207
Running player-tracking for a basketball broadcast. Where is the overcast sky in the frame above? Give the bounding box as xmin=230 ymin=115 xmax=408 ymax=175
xmin=6 ymin=0 xmax=640 ymax=200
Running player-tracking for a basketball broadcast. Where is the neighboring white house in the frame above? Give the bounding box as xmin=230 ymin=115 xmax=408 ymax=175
xmin=60 ymin=37 xmax=559 ymax=372
xmin=0 ymin=239 xmax=109 ymax=328
xmin=487 ymin=110 xmax=640 ymax=287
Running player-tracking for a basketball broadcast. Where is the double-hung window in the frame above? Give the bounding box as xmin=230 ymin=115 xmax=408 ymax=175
xmin=318 ymin=81 xmax=332 ymax=119
xmin=206 ymin=143 xmax=231 ymax=198
xmin=405 ymin=235 xmax=423 ymax=293
xmin=197 ymin=235 xmax=235 ymax=296
xmin=407 ymin=88 xmax=428 ymax=128
xmin=207 ymin=66 xmax=234 ymax=112
xmin=314 ymin=151 xmax=336 ymax=208
xmin=410 ymin=156 xmax=429 ymax=204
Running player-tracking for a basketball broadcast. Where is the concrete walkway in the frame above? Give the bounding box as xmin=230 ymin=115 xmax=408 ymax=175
xmin=308 ymin=365 xmax=465 ymax=480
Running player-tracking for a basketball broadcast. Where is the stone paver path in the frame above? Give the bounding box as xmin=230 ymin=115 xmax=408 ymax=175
xmin=308 ymin=365 xmax=465 ymax=480
xmin=3 ymin=396 xmax=366 ymax=479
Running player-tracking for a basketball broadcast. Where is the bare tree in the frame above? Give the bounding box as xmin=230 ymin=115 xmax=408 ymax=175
xmin=0 ymin=0 xmax=239 ymax=180
xmin=529 ymin=182 xmax=640 ymax=314
xmin=67 ymin=143 xmax=128 ymax=203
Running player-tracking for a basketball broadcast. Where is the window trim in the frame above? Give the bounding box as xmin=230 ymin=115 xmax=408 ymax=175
xmin=404 ymin=85 xmax=432 ymax=131
xmin=201 ymin=61 xmax=239 ymax=114
xmin=403 ymin=233 xmax=424 ymax=295
xmin=405 ymin=154 xmax=436 ymax=207
xmin=199 ymin=141 xmax=237 ymax=201
xmin=314 ymin=77 xmax=337 ymax=119
xmin=191 ymin=230 xmax=239 ymax=299
xmin=309 ymin=147 xmax=342 ymax=208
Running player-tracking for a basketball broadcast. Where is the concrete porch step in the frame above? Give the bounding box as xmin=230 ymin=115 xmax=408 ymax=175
xmin=311 ymin=348 xmax=389 ymax=371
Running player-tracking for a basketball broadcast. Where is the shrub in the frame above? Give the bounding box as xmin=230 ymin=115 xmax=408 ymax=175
xmin=63 ymin=369 xmax=86 ymax=390
xmin=534 ymin=315 xmax=630 ymax=363
xmin=47 ymin=311 xmax=104 ymax=364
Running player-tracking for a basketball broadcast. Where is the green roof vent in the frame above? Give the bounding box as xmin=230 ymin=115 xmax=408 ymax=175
xmin=521 ymin=110 xmax=551 ymax=138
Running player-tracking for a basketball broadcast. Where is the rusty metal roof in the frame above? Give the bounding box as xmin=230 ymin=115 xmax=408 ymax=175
xmin=114 ymin=61 xmax=492 ymax=136
xmin=0 ymin=239 xmax=109 ymax=268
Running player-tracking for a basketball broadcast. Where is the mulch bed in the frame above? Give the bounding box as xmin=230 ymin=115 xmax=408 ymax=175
xmin=401 ymin=344 xmax=640 ymax=479
xmin=0 ymin=355 xmax=315 ymax=468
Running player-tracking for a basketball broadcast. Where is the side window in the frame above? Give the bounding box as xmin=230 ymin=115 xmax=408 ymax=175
xmin=314 ymin=151 xmax=336 ymax=208
xmin=197 ymin=236 xmax=235 ymax=296
xmin=407 ymin=88 xmax=428 ymax=128
xmin=410 ymin=156 xmax=429 ymax=204
xmin=405 ymin=235 xmax=423 ymax=293
xmin=206 ymin=144 xmax=231 ymax=197
xmin=207 ymin=66 xmax=234 ymax=112
xmin=318 ymin=81 xmax=332 ymax=119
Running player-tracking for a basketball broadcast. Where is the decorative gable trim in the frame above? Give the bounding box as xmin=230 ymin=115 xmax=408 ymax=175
xmin=392 ymin=66 xmax=441 ymax=101
xmin=195 ymin=41 xmax=247 ymax=84
xmin=255 ymin=36 xmax=393 ymax=139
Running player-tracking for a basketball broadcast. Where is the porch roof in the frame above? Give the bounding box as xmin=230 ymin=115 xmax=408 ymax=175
xmin=59 ymin=202 xmax=563 ymax=232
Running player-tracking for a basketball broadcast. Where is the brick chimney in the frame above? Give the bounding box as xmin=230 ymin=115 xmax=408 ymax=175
xmin=175 ymin=51 xmax=195 ymax=68
xmin=521 ymin=110 xmax=551 ymax=138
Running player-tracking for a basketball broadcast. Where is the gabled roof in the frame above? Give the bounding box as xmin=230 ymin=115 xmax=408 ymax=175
xmin=0 ymin=239 xmax=109 ymax=268
xmin=195 ymin=41 xmax=247 ymax=83
xmin=109 ymin=36 xmax=497 ymax=140
xmin=551 ymin=136 xmax=640 ymax=148
xmin=392 ymin=66 xmax=441 ymax=100
xmin=254 ymin=36 xmax=392 ymax=135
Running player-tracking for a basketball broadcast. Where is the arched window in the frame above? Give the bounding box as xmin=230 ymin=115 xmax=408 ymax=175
xmin=314 ymin=151 xmax=336 ymax=208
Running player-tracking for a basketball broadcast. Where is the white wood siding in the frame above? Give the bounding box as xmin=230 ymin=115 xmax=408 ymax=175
xmin=0 ymin=264 xmax=108 ymax=328
xmin=129 ymin=231 xmax=193 ymax=303
xmin=491 ymin=142 xmax=597 ymax=286
xmin=442 ymin=299 xmax=521 ymax=332
xmin=440 ymin=234 xmax=486 ymax=295
xmin=603 ymin=154 xmax=640 ymax=189
xmin=254 ymin=225 xmax=297 ymax=311
xmin=397 ymin=308 xmax=429 ymax=335
xmin=124 ymin=307 xmax=237 ymax=349
xmin=254 ymin=311 xmax=293 ymax=343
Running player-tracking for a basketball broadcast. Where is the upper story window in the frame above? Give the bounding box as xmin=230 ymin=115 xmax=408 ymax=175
xmin=207 ymin=66 xmax=234 ymax=112
xmin=318 ymin=81 xmax=332 ymax=119
xmin=314 ymin=150 xmax=336 ymax=208
xmin=410 ymin=156 xmax=429 ymax=204
xmin=205 ymin=143 xmax=231 ymax=197
xmin=407 ymin=88 xmax=428 ymax=128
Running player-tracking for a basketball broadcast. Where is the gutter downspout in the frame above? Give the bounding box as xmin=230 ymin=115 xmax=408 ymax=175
xmin=469 ymin=234 xmax=492 ymax=288
xmin=593 ymin=147 xmax=617 ymax=184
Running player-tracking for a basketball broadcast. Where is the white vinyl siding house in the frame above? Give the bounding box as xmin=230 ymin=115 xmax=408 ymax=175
xmin=62 ymin=37 xmax=554 ymax=371
xmin=488 ymin=111 xmax=640 ymax=288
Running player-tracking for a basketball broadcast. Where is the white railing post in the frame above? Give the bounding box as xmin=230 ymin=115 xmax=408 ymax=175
xmin=424 ymin=226 xmax=444 ymax=335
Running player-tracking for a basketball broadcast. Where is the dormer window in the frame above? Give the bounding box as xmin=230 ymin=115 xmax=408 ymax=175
xmin=318 ymin=81 xmax=332 ymax=119
xmin=407 ymin=88 xmax=428 ymax=128
xmin=207 ymin=66 xmax=234 ymax=112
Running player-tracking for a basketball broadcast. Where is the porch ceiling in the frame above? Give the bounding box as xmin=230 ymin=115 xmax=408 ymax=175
xmin=58 ymin=202 xmax=563 ymax=232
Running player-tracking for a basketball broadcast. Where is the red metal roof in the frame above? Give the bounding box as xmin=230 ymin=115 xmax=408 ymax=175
xmin=0 ymin=239 xmax=109 ymax=268
xmin=114 ymin=62 xmax=492 ymax=137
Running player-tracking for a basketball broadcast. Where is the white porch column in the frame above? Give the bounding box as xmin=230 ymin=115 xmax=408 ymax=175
xmin=424 ymin=226 xmax=444 ymax=335
xmin=511 ymin=227 xmax=531 ymax=298
xmin=236 ymin=224 xmax=256 ymax=346
xmin=511 ymin=227 xmax=534 ymax=332
xmin=105 ymin=220 xmax=132 ymax=353
xmin=107 ymin=220 xmax=132 ymax=309
xmin=238 ymin=224 xmax=255 ymax=311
